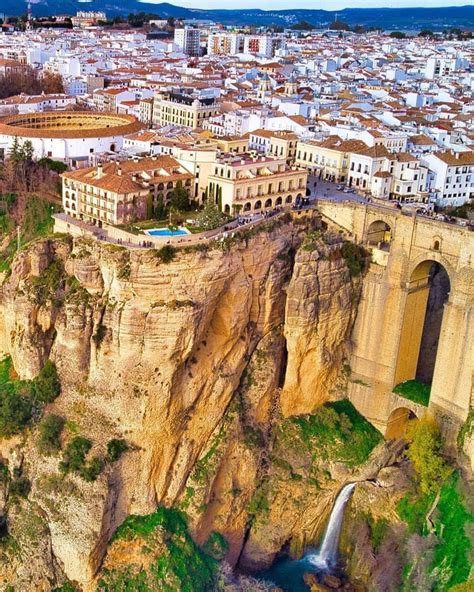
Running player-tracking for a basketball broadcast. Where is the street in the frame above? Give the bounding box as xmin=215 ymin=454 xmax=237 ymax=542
xmin=307 ymin=175 xmax=368 ymax=204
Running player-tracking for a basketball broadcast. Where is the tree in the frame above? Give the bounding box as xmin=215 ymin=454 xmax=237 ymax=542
xmin=196 ymin=199 xmax=228 ymax=231
xmin=0 ymin=388 xmax=32 ymax=437
xmin=37 ymin=414 xmax=65 ymax=454
xmin=168 ymin=181 xmax=190 ymax=211
xmin=153 ymin=195 xmax=167 ymax=220
xmin=107 ymin=438 xmax=128 ymax=462
xmin=291 ymin=21 xmax=314 ymax=31
xmin=419 ymin=29 xmax=435 ymax=38
xmin=405 ymin=417 xmax=451 ymax=495
xmin=41 ymin=71 xmax=64 ymax=94
xmin=389 ymin=31 xmax=407 ymax=39
xmin=330 ymin=20 xmax=350 ymax=31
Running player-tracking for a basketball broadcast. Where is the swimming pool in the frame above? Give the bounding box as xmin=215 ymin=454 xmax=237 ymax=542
xmin=145 ymin=227 xmax=190 ymax=237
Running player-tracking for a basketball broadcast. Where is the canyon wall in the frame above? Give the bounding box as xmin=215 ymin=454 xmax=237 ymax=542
xmin=0 ymin=214 xmax=371 ymax=590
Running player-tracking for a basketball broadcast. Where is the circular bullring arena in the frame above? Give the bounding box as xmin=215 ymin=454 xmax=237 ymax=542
xmin=0 ymin=111 xmax=143 ymax=165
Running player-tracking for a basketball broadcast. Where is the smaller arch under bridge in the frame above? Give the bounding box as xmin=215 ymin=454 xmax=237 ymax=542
xmin=318 ymin=201 xmax=474 ymax=444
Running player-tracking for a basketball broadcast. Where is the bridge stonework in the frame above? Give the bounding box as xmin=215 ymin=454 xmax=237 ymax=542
xmin=318 ymin=201 xmax=474 ymax=446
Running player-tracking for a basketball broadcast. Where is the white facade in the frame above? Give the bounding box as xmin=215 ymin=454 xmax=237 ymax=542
xmin=174 ymin=28 xmax=200 ymax=57
xmin=424 ymin=152 xmax=474 ymax=206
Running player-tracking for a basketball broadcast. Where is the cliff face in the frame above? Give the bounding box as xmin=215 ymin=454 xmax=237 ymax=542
xmin=0 ymin=215 xmax=366 ymax=590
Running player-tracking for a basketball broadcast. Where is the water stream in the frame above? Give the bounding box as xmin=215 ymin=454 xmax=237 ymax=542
xmin=258 ymin=483 xmax=356 ymax=591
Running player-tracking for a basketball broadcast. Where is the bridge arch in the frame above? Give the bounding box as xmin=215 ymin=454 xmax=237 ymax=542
xmin=385 ymin=407 xmax=418 ymax=439
xmin=366 ymin=219 xmax=393 ymax=250
xmin=395 ymin=259 xmax=451 ymax=391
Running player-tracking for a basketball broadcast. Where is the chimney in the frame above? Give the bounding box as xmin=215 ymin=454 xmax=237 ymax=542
xmin=132 ymin=174 xmax=138 ymax=182
xmin=117 ymin=166 xmax=122 ymax=176
xmin=97 ymin=163 xmax=103 ymax=179
xmin=455 ymin=152 xmax=460 ymax=159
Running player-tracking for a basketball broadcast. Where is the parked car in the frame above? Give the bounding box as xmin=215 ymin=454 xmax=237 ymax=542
xmin=336 ymin=184 xmax=344 ymax=190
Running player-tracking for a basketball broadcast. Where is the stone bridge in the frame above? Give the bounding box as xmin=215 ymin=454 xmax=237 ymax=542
xmin=318 ymin=201 xmax=474 ymax=445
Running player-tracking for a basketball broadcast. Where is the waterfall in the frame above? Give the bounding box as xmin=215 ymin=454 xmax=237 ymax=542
xmin=305 ymin=483 xmax=355 ymax=570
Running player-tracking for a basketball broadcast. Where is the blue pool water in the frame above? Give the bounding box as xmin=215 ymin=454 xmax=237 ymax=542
xmin=145 ymin=227 xmax=189 ymax=237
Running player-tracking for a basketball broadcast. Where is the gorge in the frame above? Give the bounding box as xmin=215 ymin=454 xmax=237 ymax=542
xmin=0 ymin=207 xmax=472 ymax=592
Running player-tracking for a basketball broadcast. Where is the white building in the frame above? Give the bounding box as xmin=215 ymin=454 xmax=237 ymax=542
xmin=423 ymin=151 xmax=474 ymax=206
xmin=208 ymin=33 xmax=244 ymax=56
xmin=174 ymin=28 xmax=201 ymax=57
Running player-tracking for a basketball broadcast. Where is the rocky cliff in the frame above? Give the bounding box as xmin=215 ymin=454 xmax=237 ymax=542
xmin=0 ymin=214 xmax=394 ymax=591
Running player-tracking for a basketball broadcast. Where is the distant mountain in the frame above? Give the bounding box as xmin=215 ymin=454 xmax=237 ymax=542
xmin=2 ymin=1 xmax=474 ymax=30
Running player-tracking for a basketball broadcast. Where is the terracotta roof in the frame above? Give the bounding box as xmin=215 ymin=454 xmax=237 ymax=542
xmin=409 ymin=134 xmax=436 ymax=146
xmin=62 ymin=155 xmax=193 ymax=194
xmin=433 ymin=151 xmax=474 ymax=166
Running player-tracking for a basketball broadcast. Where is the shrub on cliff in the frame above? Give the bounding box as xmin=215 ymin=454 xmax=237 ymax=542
xmin=341 ymin=241 xmax=366 ymax=277
xmin=59 ymin=436 xmax=92 ymax=474
xmin=0 ymin=357 xmax=62 ymax=437
xmin=9 ymin=476 xmax=31 ymax=498
xmin=98 ymin=507 xmax=219 ymax=591
xmin=154 ymin=244 xmax=176 ymax=264
xmin=31 ymin=360 xmax=61 ymax=404
xmin=37 ymin=414 xmax=65 ymax=454
xmin=405 ymin=417 xmax=451 ymax=495
xmin=80 ymin=456 xmax=104 ymax=482
xmin=106 ymin=438 xmax=128 ymax=462
xmin=0 ymin=385 xmax=32 ymax=437
xmin=283 ymin=399 xmax=382 ymax=467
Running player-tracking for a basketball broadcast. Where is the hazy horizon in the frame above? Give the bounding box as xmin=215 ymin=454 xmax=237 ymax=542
xmin=141 ymin=0 xmax=474 ymax=10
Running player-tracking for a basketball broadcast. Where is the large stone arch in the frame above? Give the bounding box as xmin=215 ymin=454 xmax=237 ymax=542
xmin=407 ymin=253 xmax=456 ymax=291
xmin=395 ymin=258 xmax=451 ymax=388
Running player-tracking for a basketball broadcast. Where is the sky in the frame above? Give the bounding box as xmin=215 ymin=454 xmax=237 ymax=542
xmin=143 ymin=0 xmax=474 ymax=9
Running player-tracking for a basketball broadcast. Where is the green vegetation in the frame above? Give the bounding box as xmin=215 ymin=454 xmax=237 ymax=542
xmin=341 ymin=241 xmax=366 ymax=277
xmin=195 ymin=199 xmax=228 ymax=231
xmin=37 ymin=414 xmax=65 ymax=454
xmin=393 ymin=380 xmax=431 ymax=407
xmin=0 ymin=356 xmax=61 ymax=437
xmin=37 ymin=158 xmax=68 ymax=174
xmin=0 ymin=384 xmax=32 ymax=437
xmin=8 ymin=476 xmax=31 ymax=498
xmin=281 ymin=399 xmax=382 ymax=467
xmin=405 ymin=417 xmax=451 ymax=495
xmin=442 ymin=202 xmax=474 ymax=220
xmin=98 ymin=507 xmax=220 ymax=591
xmin=30 ymin=260 xmax=65 ymax=303
xmin=59 ymin=436 xmax=92 ymax=474
xmin=202 ymin=532 xmax=228 ymax=561
xmin=397 ymin=490 xmax=434 ymax=535
xmin=457 ymin=408 xmax=474 ymax=452
xmin=168 ymin=180 xmax=191 ymax=212
xmin=30 ymin=359 xmax=61 ymax=404
xmin=59 ymin=434 xmax=126 ymax=482
xmin=302 ymin=229 xmax=322 ymax=251
xmin=80 ymin=456 xmax=104 ymax=483
xmin=397 ymin=419 xmax=472 ymax=591
xmin=106 ymin=438 xmax=128 ymax=462
xmin=154 ymin=245 xmax=176 ymax=264
xmin=390 ymin=31 xmax=407 ymax=39
xmin=430 ymin=473 xmax=473 ymax=591
xmin=0 ymin=196 xmax=60 ymax=274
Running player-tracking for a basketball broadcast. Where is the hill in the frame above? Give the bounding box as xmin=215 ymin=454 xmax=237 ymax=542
xmin=2 ymin=2 xmax=474 ymax=30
